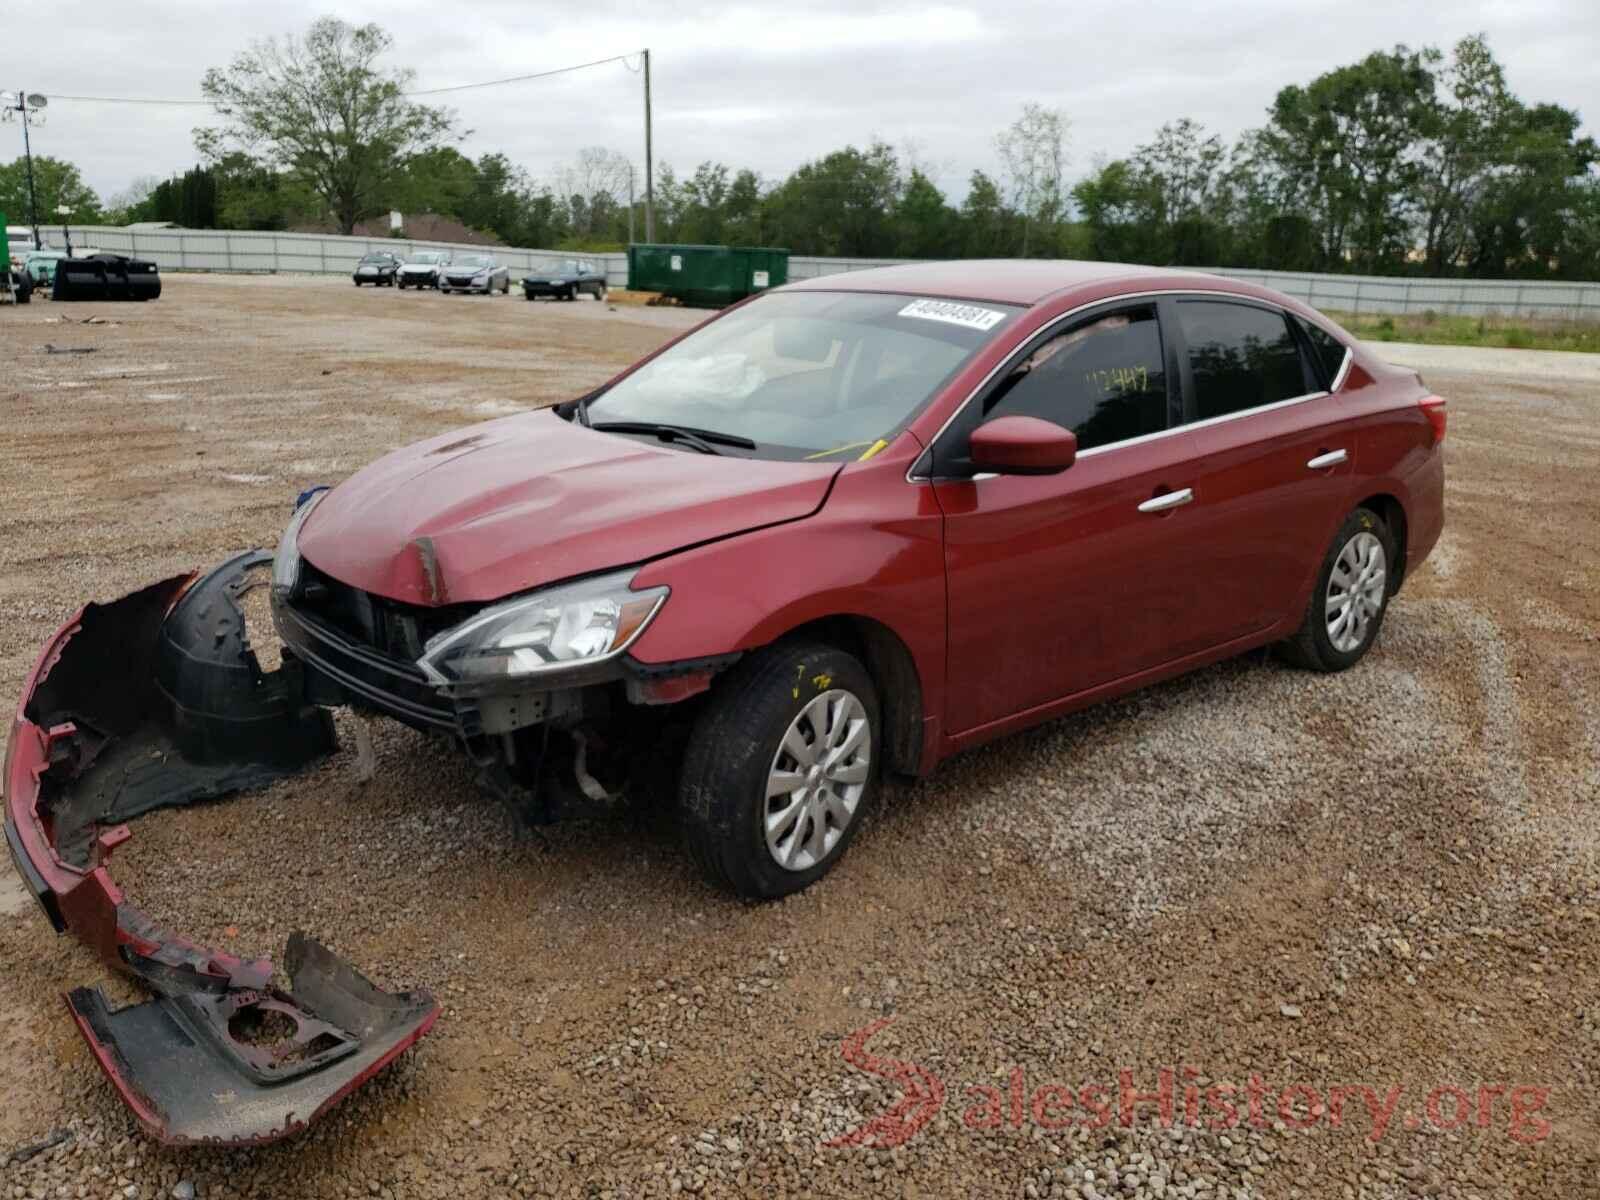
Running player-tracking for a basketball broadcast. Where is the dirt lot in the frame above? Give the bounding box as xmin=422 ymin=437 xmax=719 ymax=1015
xmin=1 ymin=275 xmax=1597 ymax=1199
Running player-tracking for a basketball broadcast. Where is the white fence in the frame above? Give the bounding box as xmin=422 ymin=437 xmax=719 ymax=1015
xmin=44 ymin=225 xmax=1600 ymax=319
xmin=786 ymin=257 xmax=1600 ymax=319
xmin=52 ymin=225 xmax=634 ymax=285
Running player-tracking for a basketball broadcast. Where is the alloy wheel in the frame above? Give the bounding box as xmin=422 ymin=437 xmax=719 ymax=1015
xmin=764 ymin=689 xmax=870 ymax=871
xmin=1326 ymin=531 xmax=1386 ymax=653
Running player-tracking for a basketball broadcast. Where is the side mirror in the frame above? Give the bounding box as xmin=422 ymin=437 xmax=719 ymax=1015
xmin=968 ymin=416 xmax=1078 ymax=476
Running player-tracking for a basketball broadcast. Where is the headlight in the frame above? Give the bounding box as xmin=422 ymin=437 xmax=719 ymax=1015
xmin=271 ymin=488 xmax=329 ymax=599
xmin=417 ymin=570 xmax=667 ymax=687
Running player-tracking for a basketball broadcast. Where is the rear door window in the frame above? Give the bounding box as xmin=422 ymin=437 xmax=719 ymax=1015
xmin=1176 ymin=301 xmax=1313 ymax=421
xmin=981 ymin=305 xmax=1170 ymax=452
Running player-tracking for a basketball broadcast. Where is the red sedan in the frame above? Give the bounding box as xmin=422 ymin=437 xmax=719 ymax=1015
xmin=4 ymin=259 xmax=1443 ymax=1142
xmin=277 ymin=259 xmax=1444 ymax=894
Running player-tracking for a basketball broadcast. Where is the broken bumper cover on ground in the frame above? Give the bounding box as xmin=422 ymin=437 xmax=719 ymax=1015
xmin=2 ymin=551 xmax=439 ymax=1145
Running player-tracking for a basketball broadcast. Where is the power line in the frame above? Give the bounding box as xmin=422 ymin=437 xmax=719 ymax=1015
xmin=407 ymin=51 xmax=642 ymax=96
xmin=37 ymin=50 xmax=644 ymax=107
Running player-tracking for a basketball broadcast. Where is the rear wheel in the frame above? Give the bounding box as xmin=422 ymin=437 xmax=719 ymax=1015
xmin=679 ymin=641 xmax=879 ymax=899
xmin=1278 ymin=506 xmax=1396 ymax=672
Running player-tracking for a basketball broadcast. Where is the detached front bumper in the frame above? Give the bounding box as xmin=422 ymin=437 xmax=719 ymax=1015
xmin=3 ymin=552 xmax=438 ymax=1145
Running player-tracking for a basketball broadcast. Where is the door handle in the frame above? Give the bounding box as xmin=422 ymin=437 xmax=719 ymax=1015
xmin=1306 ymin=449 xmax=1348 ymax=470
xmin=1138 ymin=488 xmax=1194 ymax=514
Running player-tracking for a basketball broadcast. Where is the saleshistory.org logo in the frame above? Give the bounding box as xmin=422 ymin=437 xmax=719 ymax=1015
xmin=825 ymin=1020 xmax=1553 ymax=1150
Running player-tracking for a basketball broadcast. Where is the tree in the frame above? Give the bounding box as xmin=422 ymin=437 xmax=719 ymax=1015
xmin=1464 ymin=101 xmax=1598 ymax=277
xmin=894 ymin=169 xmax=957 ymax=257
xmin=996 ymin=104 xmax=1068 ymax=255
xmin=765 ymin=143 xmax=901 ymax=256
xmin=196 ymin=18 xmax=454 ymax=234
xmin=1071 ymin=159 xmax=1162 ymax=263
xmin=391 ymin=147 xmax=478 ymax=221
xmin=1133 ymin=119 xmax=1227 ymax=226
xmin=0 ymin=156 xmax=102 ymax=227
xmin=133 ymin=166 xmax=220 ymax=227
xmin=555 ymin=147 xmax=632 ymax=239
xmin=1415 ymin=34 xmax=1518 ymax=274
xmin=959 ymin=169 xmax=1015 ymax=257
xmin=106 ymin=176 xmax=161 ymax=223
xmin=1256 ymin=46 xmax=1439 ymax=271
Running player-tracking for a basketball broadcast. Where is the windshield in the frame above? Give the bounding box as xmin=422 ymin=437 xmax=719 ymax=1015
xmin=533 ymin=258 xmax=581 ymax=274
xmin=408 ymin=251 xmax=445 ymax=265
xmin=359 ymin=254 xmax=391 ymax=264
xmin=455 ymin=255 xmax=493 ymax=269
xmin=585 ymin=290 xmax=1018 ymax=461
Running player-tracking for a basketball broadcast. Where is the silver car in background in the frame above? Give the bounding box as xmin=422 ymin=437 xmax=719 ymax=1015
xmin=439 ymin=253 xmax=510 ymax=295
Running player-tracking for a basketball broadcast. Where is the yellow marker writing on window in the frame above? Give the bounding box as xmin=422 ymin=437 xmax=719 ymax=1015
xmin=804 ymin=440 xmax=874 ymax=461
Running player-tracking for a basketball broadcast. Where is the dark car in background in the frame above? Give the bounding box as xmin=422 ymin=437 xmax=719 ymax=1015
xmin=352 ymin=252 xmax=401 ymax=286
xmin=397 ymin=250 xmax=450 ymax=289
xmin=523 ymin=257 xmax=608 ymax=301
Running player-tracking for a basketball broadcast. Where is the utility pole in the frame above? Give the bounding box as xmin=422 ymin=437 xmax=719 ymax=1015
xmin=4 ymin=87 xmax=45 ymax=249
xmin=642 ymin=49 xmax=654 ymax=243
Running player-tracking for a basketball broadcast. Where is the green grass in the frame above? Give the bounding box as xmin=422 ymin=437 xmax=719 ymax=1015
xmin=1329 ymin=309 xmax=1600 ymax=353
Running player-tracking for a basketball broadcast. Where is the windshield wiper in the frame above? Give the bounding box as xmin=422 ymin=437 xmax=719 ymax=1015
xmin=589 ymin=420 xmax=757 ymax=455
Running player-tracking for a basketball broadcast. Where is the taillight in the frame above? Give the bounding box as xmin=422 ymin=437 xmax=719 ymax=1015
xmin=1419 ymin=395 xmax=1447 ymax=444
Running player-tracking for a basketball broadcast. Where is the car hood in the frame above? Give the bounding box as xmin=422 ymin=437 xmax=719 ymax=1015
xmin=298 ymin=409 xmax=840 ymax=606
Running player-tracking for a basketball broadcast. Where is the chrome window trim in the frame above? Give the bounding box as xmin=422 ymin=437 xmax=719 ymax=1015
xmin=1328 ymin=346 xmax=1353 ymax=393
xmin=907 ymin=288 xmax=1349 ymax=482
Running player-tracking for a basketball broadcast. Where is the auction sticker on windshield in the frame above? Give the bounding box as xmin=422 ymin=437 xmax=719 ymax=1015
xmin=898 ymin=298 xmax=1008 ymax=331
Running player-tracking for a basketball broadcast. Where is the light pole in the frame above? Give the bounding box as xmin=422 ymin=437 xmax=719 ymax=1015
xmin=2 ymin=89 xmax=47 ymax=250
xmin=642 ymin=49 xmax=654 ymax=243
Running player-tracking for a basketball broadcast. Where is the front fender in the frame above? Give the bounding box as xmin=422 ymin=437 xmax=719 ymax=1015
xmin=628 ymin=456 xmax=947 ymax=759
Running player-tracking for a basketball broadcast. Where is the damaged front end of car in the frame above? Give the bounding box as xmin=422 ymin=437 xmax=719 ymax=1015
xmin=3 ymin=550 xmax=439 ymax=1146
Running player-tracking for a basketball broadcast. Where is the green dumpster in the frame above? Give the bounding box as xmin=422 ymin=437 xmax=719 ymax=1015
xmin=627 ymin=243 xmax=788 ymax=306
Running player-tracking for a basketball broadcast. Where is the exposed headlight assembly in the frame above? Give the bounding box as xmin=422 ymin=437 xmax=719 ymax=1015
xmin=271 ymin=487 xmax=329 ymax=599
xmin=418 ymin=570 xmax=668 ymax=687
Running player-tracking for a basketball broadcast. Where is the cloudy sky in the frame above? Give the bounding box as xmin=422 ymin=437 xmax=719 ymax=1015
xmin=10 ymin=0 xmax=1598 ymax=206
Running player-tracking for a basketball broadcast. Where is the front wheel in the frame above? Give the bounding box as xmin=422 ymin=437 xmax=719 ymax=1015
xmin=679 ymin=641 xmax=879 ymax=899
xmin=1278 ymin=506 xmax=1396 ymax=672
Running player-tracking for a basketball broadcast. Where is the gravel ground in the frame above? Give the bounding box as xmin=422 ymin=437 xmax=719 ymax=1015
xmin=2 ymin=276 xmax=1598 ymax=1199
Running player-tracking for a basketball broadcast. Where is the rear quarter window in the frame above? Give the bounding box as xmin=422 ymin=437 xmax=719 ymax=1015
xmin=1299 ymin=319 xmax=1351 ymax=389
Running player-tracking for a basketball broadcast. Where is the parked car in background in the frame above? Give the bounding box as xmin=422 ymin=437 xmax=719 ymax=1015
xmin=23 ymin=248 xmax=70 ymax=287
xmin=6 ymin=224 xmax=37 ymax=269
xmin=523 ymin=257 xmax=607 ymax=302
xmin=397 ymin=250 xmax=450 ymax=289
xmin=440 ymin=253 xmax=510 ymax=295
xmin=352 ymin=252 xmax=401 ymax=286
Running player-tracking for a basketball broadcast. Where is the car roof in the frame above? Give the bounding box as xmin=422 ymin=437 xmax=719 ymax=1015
xmin=783 ymin=258 xmax=1227 ymax=307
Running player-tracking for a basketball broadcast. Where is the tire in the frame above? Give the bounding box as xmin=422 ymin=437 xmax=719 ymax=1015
xmin=679 ymin=640 xmax=880 ymax=899
xmin=1277 ymin=506 xmax=1397 ymax=672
